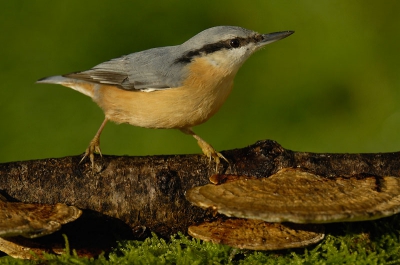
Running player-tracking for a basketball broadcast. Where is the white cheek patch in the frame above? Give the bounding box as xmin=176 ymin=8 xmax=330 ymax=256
xmin=204 ymin=46 xmax=252 ymax=70
xmin=205 ymin=55 xmax=221 ymax=67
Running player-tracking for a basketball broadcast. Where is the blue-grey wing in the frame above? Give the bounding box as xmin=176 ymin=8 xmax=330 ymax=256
xmin=63 ymin=46 xmax=188 ymax=91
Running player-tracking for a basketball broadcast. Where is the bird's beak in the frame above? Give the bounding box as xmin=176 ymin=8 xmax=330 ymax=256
xmin=258 ymin=31 xmax=294 ymax=47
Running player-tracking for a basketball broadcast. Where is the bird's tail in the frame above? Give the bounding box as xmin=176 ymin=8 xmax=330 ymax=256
xmin=36 ymin=75 xmax=95 ymax=98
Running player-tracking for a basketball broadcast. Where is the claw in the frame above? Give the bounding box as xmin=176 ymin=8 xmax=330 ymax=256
xmin=80 ymin=118 xmax=108 ymax=169
xmin=80 ymin=138 xmax=102 ymax=169
xmin=197 ymin=139 xmax=229 ymax=171
xmin=180 ymin=128 xmax=229 ymax=171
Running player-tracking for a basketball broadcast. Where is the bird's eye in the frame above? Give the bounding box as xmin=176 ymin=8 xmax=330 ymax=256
xmin=230 ymin=39 xmax=240 ymax=48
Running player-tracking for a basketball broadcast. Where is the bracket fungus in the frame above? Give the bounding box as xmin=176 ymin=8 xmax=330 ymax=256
xmin=188 ymin=218 xmax=325 ymax=250
xmin=186 ymin=168 xmax=400 ymax=249
xmin=0 ymin=199 xmax=81 ymax=258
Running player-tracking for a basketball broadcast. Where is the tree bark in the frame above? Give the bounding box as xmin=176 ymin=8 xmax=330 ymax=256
xmin=1 ymin=139 xmax=400 ymax=240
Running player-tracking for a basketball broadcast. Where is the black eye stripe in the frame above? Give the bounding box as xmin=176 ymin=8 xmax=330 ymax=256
xmin=174 ymin=34 xmax=263 ymax=64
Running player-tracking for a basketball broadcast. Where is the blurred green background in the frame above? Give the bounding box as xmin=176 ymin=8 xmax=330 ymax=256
xmin=1 ymin=1 xmax=400 ymax=163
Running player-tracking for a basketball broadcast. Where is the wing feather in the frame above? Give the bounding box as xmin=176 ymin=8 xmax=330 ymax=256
xmin=63 ymin=46 xmax=188 ymax=91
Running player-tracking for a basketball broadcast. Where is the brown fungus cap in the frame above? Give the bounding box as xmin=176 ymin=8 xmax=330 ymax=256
xmin=0 ymin=201 xmax=81 ymax=238
xmin=189 ymin=218 xmax=324 ymax=250
xmin=187 ymin=168 xmax=400 ymax=223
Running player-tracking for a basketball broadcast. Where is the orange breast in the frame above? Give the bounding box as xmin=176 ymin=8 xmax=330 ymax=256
xmin=91 ymin=57 xmax=237 ymax=129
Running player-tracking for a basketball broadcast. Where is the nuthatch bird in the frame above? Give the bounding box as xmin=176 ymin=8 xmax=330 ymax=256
xmin=37 ymin=26 xmax=293 ymax=168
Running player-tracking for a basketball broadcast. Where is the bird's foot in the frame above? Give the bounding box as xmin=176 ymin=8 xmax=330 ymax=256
xmin=196 ymin=138 xmax=228 ymax=171
xmin=80 ymin=138 xmax=102 ymax=169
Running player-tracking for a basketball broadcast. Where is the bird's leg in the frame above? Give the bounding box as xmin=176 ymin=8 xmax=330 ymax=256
xmin=80 ymin=118 xmax=108 ymax=168
xmin=180 ymin=128 xmax=228 ymax=170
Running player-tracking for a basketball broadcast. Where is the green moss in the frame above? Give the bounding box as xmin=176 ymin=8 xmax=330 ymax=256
xmin=1 ymin=215 xmax=400 ymax=264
